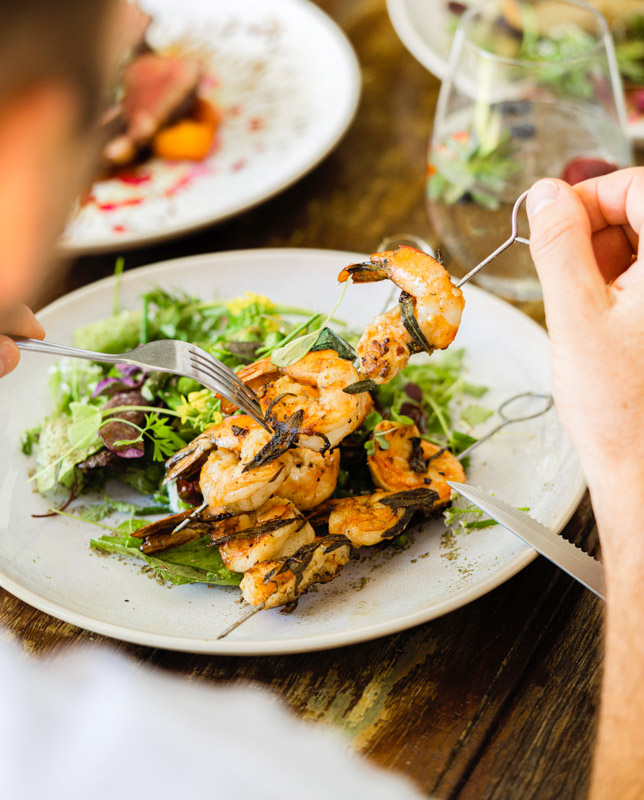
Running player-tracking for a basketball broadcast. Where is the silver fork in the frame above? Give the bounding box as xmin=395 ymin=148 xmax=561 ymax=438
xmin=9 ymin=336 xmax=270 ymax=432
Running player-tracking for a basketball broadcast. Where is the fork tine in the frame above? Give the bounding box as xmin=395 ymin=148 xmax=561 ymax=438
xmin=188 ymin=359 xmax=271 ymax=432
xmin=201 ymin=349 xmax=261 ymax=407
xmin=188 ymin=352 xmax=262 ymax=411
xmin=189 ymin=348 xmax=261 ymax=408
xmin=236 ymin=403 xmax=272 ymax=433
xmin=188 ymin=357 xmax=261 ymax=413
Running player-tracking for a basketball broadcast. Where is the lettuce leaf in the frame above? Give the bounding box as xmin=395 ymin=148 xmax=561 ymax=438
xmin=73 ymin=309 xmax=142 ymax=354
xmin=35 ymin=415 xmax=101 ymax=493
xmin=90 ymin=533 xmax=242 ymax=587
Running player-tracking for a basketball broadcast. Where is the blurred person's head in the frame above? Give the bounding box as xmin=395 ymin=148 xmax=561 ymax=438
xmin=0 ymin=0 xmax=118 ymax=314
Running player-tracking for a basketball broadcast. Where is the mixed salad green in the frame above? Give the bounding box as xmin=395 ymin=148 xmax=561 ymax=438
xmin=23 ymin=285 xmax=493 ymax=585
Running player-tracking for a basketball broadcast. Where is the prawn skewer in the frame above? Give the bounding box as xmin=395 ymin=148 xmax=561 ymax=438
xmin=217 ymin=488 xmax=436 ymax=639
xmin=217 ymin=534 xmax=353 ymax=639
xmin=338 ymin=246 xmax=465 ymax=384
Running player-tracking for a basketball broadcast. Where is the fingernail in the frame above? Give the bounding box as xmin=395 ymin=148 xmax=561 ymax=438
xmin=527 ymin=180 xmax=559 ymax=218
xmin=0 ymin=340 xmax=19 ymax=376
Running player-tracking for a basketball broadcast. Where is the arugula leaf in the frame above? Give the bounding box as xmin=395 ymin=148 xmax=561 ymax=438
xmin=445 ymin=502 xmax=529 ymax=533
xmin=90 ymin=534 xmax=242 ymax=586
xmin=270 ymin=329 xmax=321 ymax=368
xmin=443 ymin=503 xmax=497 ymax=533
xmin=391 ymin=409 xmax=415 ymax=426
xmin=464 ymin=519 xmax=498 ymax=530
xmin=49 ymin=360 xmax=105 ymax=415
xmin=365 ymin=428 xmax=391 ymax=456
xmin=34 ymin=415 xmax=101 ymax=493
xmin=114 ymin=519 xmax=150 ymax=534
xmin=117 ymin=461 xmax=166 ymax=495
xmin=363 ymin=411 xmax=384 ymax=432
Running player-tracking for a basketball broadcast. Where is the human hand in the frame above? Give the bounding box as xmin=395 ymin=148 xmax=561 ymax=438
xmin=526 ymin=168 xmax=644 ymax=531
xmin=0 ymin=304 xmax=45 ymax=378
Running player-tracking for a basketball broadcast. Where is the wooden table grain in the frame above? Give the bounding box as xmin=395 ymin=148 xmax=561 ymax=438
xmin=3 ymin=2 xmax=607 ymax=797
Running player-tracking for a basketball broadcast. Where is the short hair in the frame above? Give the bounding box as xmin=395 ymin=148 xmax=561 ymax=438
xmin=0 ymin=0 xmax=115 ymax=126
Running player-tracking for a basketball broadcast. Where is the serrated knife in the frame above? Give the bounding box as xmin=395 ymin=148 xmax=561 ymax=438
xmin=446 ymin=482 xmax=605 ymax=599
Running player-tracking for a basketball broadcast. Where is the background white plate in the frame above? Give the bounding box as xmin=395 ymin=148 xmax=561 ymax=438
xmin=386 ymin=0 xmax=644 ymax=144
xmin=0 ymin=249 xmax=584 ymax=654
xmin=59 ymin=0 xmax=361 ymax=254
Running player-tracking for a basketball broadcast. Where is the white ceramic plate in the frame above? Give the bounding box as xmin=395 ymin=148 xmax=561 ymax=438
xmin=386 ymin=0 xmax=644 ymax=144
xmin=59 ymin=0 xmax=361 ymax=254
xmin=0 ymin=249 xmax=584 ymax=654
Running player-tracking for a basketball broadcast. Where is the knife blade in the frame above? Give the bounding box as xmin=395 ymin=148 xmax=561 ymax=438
xmin=446 ymin=482 xmax=605 ymax=599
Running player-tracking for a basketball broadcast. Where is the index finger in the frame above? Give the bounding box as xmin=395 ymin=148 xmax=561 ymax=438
xmin=574 ymin=167 xmax=644 ymax=246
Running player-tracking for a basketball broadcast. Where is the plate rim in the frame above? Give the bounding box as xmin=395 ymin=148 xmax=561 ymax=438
xmin=0 ymin=247 xmax=586 ymax=655
xmin=58 ymin=0 xmax=362 ymax=255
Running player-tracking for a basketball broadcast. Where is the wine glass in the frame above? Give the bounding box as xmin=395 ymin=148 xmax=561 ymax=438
xmin=427 ymin=0 xmax=632 ymax=301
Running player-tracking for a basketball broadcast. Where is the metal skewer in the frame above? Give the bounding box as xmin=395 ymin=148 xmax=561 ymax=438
xmin=217 ymin=603 xmax=265 ymax=639
xmin=456 ymin=391 xmax=553 ymax=461
xmin=376 ymin=190 xmax=530 ymax=289
xmin=170 ymin=501 xmax=209 ymax=537
xmin=455 ymin=189 xmax=531 ymax=288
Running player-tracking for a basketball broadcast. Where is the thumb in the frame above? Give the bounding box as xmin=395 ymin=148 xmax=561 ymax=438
xmin=0 ymin=335 xmax=20 ymax=378
xmin=527 ymin=179 xmax=607 ymax=323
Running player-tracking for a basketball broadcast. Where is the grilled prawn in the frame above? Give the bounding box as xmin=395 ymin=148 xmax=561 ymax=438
xmin=240 ymin=535 xmax=352 ymax=608
xmin=238 ymin=350 xmax=370 ymax=451
xmin=367 ymin=420 xmax=465 ymax=505
xmin=323 ymin=487 xmax=439 ymax=547
xmin=278 ymin=448 xmax=340 ymax=510
xmin=210 ymin=497 xmax=315 ymax=573
xmin=338 ymin=246 xmax=464 ymax=384
xmin=164 ymin=415 xmax=293 ymax=514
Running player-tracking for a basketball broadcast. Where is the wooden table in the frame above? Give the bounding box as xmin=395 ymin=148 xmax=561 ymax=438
xmin=2 ymin=1 xmax=606 ymax=797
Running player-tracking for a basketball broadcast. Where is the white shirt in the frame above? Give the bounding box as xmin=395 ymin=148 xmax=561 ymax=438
xmin=0 ymin=638 xmax=425 ymax=800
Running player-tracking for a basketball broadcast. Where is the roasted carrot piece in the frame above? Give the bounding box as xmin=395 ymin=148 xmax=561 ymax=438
xmin=153 ymin=118 xmax=215 ymax=161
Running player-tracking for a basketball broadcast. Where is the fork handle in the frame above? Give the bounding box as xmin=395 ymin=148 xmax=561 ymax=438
xmin=9 ymin=336 xmax=138 ymax=367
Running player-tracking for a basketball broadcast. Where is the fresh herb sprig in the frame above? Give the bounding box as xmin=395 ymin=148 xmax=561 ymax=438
xmin=428 ymin=129 xmax=519 ymax=210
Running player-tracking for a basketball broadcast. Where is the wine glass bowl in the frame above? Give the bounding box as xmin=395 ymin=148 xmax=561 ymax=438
xmin=427 ymin=0 xmax=632 ymax=301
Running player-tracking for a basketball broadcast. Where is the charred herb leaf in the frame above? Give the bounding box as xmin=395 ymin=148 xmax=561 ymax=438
xmin=311 ymin=328 xmax=357 ymax=361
